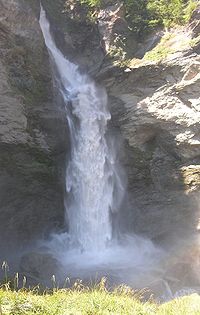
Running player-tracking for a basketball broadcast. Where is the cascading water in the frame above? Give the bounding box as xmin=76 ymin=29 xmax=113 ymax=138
xmin=39 ymin=6 xmax=166 ymax=293
xmin=39 ymin=7 xmax=124 ymax=253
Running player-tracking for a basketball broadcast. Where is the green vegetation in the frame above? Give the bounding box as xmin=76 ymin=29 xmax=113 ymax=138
xmin=71 ymin=0 xmax=198 ymax=36
xmin=190 ymin=34 xmax=200 ymax=47
xmin=127 ymin=0 xmax=198 ymax=33
xmin=184 ymin=0 xmax=199 ymax=22
xmin=1 ymin=267 xmax=200 ymax=315
xmin=80 ymin=0 xmax=101 ymax=7
xmin=144 ymin=33 xmax=176 ymax=61
xmin=147 ymin=0 xmax=185 ymax=28
xmin=0 ymin=284 xmax=200 ymax=314
xmin=144 ymin=25 xmax=196 ymax=62
xmin=124 ymin=0 xmax=197 ymax=35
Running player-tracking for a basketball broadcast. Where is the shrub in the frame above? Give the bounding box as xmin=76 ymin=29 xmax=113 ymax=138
xmin=64 ymin=0 xmax=198 ymax=36
xmin=147 ymin=0 xmax=185 ymax=28
xmin=184 ymin=0 xmax=198 ymax=22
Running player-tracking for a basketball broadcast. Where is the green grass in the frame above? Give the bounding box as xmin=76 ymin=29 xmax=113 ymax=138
xmin=144 ymin=33 xmax=176 ymax=61
xmin=0 ymin=284 xmax=200 ymax=315
xmin=184 ymin=0 xmax=198 ymax=23
xmin=143 ymin=28 xmax=193 ymax=62
xmin=190 ymin=34 xmax=200 ymax=48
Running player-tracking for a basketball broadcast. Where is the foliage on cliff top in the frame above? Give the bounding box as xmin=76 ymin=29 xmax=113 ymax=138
xmin=70 ymin=0 xmax=198 ymax=36
xmin=0 ymin=285 xmax=200 ymax=315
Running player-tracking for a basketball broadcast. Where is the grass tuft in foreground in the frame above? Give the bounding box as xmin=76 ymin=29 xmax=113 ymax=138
xmin=0 ymin=278 xmax=200 ymax=315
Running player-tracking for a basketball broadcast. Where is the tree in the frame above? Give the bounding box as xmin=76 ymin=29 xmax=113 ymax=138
xmin=147 ymin=0 xmax=185 ymax=27
xmin=124 ymin=0 xmax=150 ymax=37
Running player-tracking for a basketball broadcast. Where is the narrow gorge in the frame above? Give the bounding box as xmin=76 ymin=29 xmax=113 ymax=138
xmin=0 ymin=0 xmax=200 ymax=300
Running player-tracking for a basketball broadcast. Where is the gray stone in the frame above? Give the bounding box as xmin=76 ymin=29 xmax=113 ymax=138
xmin=0 ymin=0 xmax=67 ymax=255
xmin=99 ymin=30 xmax=200 ymax=242
xmin=20 ymin=251 xmax=61 ymax=283
xmin=146 ymin=279 xmax=173 ymax=301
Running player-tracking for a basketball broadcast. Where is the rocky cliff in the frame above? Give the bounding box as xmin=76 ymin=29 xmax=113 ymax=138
xmin=102 ymin=33 xmax=200 ymax=243
xmin=0 ymin=0 xmax=200 ymax=277
xmin=0 ymin=0 xmax=68 ymax=257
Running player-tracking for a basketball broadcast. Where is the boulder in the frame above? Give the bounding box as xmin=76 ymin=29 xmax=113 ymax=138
xmin=20 ymin=251 xmax=61 ymax=284
xmin=163 ymin=244 xmax=200 ymax=293
xmin=146 ymin=279 xmax=173 ymax=301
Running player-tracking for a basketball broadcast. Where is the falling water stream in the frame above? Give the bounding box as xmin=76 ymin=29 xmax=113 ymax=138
xmin=39 ymin=7 xmax=168 ymax=295
xmin=39 ymin=6 xmax=124 ymax=253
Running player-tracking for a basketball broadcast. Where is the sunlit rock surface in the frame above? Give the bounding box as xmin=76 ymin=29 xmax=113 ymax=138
xmin=94 ymin=6 xmax=200 ymax=243
xmin=103 ymin=50 xmax=200 ymax=241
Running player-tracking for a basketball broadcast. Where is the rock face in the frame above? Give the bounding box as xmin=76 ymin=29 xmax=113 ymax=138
xmin=20 ymin=251 xmax=61 ymax=284
xmin=102 ymin=44 xmax=200 ymax=242
xmin=41 ymin=0 xmax=105 ymax=75
xmin=0 ymin=0 xmax=67 ymax=255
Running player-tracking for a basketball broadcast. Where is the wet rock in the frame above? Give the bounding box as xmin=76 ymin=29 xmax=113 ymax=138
xmin=42 ymin=0 xmax=105 ymax=75
xmin=174 ymin=289 xmax=200 ymax=298
xmin=0 ymin=0 xmax=67 ymax=255
xmin=20 ymin=252 xmax=61 ymax=284
xmin=163 ymin=244 xmax=200 ymax=293
xmin=147 ymin=279 xmax=173 ymax=301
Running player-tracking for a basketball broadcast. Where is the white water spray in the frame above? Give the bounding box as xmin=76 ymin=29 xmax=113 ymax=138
xmin=39 ymin=7 xmax=124 ymax=252
xmin=39 ymin=7 xmax=166 ymax=292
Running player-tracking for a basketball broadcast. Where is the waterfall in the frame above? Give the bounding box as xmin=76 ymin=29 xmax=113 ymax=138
xmin=38 ymin=7 xmax=167 ymax=293
xmin=39 ymin=7 xmax=124 ymax=252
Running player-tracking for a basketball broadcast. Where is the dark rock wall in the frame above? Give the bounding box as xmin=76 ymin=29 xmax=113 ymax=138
xmin=0 ymin=0 xmax=68 ymax=254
